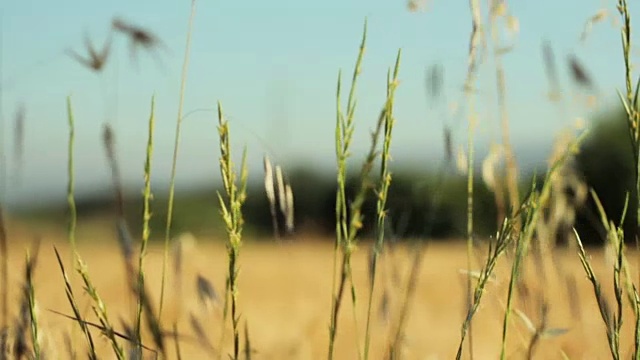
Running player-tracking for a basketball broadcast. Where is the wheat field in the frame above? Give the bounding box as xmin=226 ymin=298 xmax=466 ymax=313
xmin=1 ymin=218 xmax=635 ymax=359
xmin=2 ymin=1 xmax=639 ymax=359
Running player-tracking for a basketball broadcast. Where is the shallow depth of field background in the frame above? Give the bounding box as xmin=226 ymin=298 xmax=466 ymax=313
xmin=2 ymin=0 xmax=640 ymax=359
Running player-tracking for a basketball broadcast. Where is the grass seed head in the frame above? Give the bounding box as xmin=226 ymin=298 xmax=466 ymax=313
xmin=111 ymin=17 xmax=166 ymax=67
xmin=67 ymin=31 xmax=112 ymax=72
xmin=567 ymin=54 xmax=595 ymax=90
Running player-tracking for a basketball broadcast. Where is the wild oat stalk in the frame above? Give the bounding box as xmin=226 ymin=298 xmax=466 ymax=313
xmin=216 ymin=102 xmax=248 ymax=360
xmin=328 ymin=19 xmax=367 ymax=360
xmin=160 ymin=0 xmax=197 ymax=321
xmin=363 ymin=50 xmax=401 ymax=360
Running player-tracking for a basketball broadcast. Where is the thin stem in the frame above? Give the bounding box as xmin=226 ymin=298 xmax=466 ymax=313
xmin=135 ymin=96 xmax=155 ymax=357
xmin=462 ymin=0 xmax=485 ymax=358
xmin=159 ymin=0 xmax=197 ymax=320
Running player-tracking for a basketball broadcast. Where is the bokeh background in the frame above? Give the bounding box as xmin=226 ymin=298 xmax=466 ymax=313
xmin=1 ymin=0 xmax=637 ymax=246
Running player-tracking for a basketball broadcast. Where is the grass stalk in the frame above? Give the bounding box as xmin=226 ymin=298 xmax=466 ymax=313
xmin=76 ymin=256 xmax=125 ymax=359
xmin=65 ymin=99 xmax=126 ymax=359
xmin=328 ymin=19 xmax=368 ymax=360
xmin=23 ymin=241 xmax=41 ymax=360
xmin=456 ymin=214 xmax=515 ymax=360
xmin=328 ymin=49 xmax=400 ymax=360
xmin=616 ymin=0 xmax=640 ymax=354
xmin=160 ymin=0 xmax=197 ymax=321
xmin=53 ymin=247 xmax=97 ymax=360
xmin=363 ymin=50 xmax=401 ymax=360
xmin=135 ymin=96 xmax=156 ymax=358
xmin=216 ymin=102 xmax=249 ymax=360
xmin=574 ymin=227 xmax=620 ymax=360
xmin=66 ymin=97 xmax=77 ymax=256
xmin=65 ymin=95 xmax=80 ymax=357
xmin=461 ymin=0 xmax=485 ymax=357
xmin=102 ymin=123 xmax=165 ymax=356
xmin=464 ymin=96 xmax=476 ymax=360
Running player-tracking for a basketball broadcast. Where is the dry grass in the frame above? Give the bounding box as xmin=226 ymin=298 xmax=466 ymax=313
xmin=0 ymin=221 xmax=636 ymax=359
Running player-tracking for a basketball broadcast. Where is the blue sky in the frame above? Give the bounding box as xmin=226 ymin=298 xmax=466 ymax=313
xmin=0 ymin=0 xmax=637 ymax=207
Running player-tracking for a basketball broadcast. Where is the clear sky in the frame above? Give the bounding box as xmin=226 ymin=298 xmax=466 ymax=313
xmin=0 ymin=0 xmax=637 ymax=207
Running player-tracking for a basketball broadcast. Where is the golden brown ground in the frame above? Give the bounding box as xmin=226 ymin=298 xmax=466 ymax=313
xmin=1 ymin=225 xmax=637 ymax=359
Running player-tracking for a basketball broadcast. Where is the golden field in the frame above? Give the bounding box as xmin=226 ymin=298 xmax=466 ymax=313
xmin=0 ymin=219 xmax=637 ymax=360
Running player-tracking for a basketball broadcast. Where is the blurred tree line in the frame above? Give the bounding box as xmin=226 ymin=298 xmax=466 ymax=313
xmin=241 ymin=101 xmax=636 ymax=246
xmin=20 ymin=105 xmax=636 ymax=246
